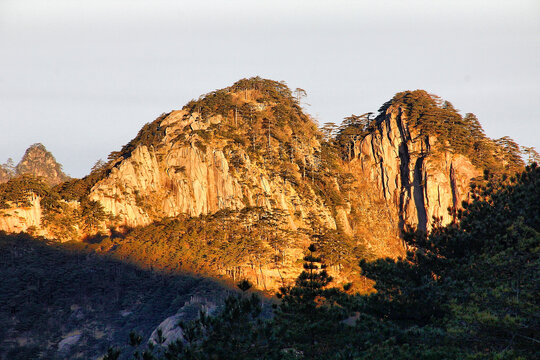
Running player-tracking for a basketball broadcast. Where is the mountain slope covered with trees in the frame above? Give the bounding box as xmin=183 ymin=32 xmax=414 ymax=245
xmin=106 ymin=164 xmax=539 ymax=360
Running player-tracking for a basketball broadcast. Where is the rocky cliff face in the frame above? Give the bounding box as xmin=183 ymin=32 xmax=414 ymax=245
xmin=89 ymin=110 xmax=337 ymax=232
xmin=0 ymin=193 xmax=42 ymax=233
xmin=354 ymin=102 xmax=480 ymax=233
xmin=16 ymin=143 xmax=70 ymax=185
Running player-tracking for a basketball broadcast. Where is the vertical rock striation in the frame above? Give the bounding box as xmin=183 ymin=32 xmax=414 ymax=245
xmin=0 ymin=194 xmax=42 ymax=233
xmin=89 ymin=110 xmax=338 ymax=231
xmin=355 ymin=104 xmax=480 ymax=233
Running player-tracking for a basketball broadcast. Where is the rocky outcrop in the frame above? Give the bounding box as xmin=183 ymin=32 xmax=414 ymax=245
xmin=0 ymin=194 xmax=42 ymax=234
xmin=57 ymin=333 xmax=82 ymax=354
xmin=0 ymin=91 xmax=482 ymax=243
xmin=354 ymin=104 xmax=480 ymax=232
xmin=149 ymin=295 xmax=218 ymax=346
xmin=89 ymin=110 xmax=338 ymax=231
xmin=16 ymin=143 xmax=69 ymax=185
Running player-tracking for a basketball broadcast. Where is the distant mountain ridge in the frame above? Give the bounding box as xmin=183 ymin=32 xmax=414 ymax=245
xmin=0 ymin=166 xmax=11 ymax=184
xmin=0 ymin=143 xmax=69 ymax=186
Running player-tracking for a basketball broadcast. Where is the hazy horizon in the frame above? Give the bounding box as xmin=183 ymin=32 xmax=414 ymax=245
xmin=1 ymin=0 xmax=539 ymax=177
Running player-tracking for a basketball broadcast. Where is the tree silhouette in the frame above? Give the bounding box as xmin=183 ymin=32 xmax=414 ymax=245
xmin=521 ymin=146 xmax=540 ymax=165
xmin=294 ymin=87 xmax=307 ymax=105
xmin=273 ymin=244 xmax=348 ymax=359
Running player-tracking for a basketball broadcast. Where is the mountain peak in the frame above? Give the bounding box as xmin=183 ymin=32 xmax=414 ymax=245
xmin=16 ymin=143 xmax=69 ymax=185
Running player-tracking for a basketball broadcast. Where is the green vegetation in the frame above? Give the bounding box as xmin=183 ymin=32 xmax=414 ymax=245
xmin=181 ymin=77 xmax=320 ymax=171
xmin=0 ymin=232 xmax=228 ymax=360
xmin=108 ymin=164 xmax=539 ymax=359
xmin=330 ymin=90 xmax=528 ymax=177
xmin=104 ymin=208 xmax=294 ymax=281
xmin=54 ymin=112 xmax=170 ymax=202
xmin=376 ymin=90 xmax=523 ymax=173
xmin=55 ymin=160 xmax=111 ymax=202
xmin=113 ymin=113 xmax=170 ymax=162
xmin=0 ymin=173 xmax=111 ymax=240
xmin=0 ymin=143 xmax=70 ymax=186
xmin=43 ymin=78 xmax=337 ymax=208
xmin=1 ymin=79 xmax=539 ymax=359
xmin=95 ymin=205 xmax=371 ymax=290
xmin=334 ymin=113 xmax=376 ymax=161
xmin=0 ymin=174 xmax=59 ymax=210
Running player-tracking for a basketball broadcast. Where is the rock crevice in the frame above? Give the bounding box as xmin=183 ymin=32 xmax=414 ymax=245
xmin=355 ymin=105 xmax=480 ymax=233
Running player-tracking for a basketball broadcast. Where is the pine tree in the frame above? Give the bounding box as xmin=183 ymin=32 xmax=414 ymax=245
xmin=358 ymin=165 xmax=540 ymax=358
xmin=272 ymin=244 xmax=349 ymax=359
xmin=176 ymin=282 xmax=267 ymax=360
xmin=521 ymin=146 xmax=540 ymax=165
xmin=320 ymin=122 xmax=338 ymax=142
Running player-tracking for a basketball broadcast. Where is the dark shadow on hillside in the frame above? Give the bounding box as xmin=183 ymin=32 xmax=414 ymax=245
xmin=0 ymin=231 xmax=235 ymax=360
xmin=82 ymin=232 xmax=108 ymax=244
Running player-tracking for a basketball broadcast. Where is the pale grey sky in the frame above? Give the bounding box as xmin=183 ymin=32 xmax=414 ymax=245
xmin=1 ymin=0 xmax=539 ymax=177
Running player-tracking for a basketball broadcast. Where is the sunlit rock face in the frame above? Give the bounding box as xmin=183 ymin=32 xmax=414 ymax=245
xmin=354 ymin=103 xmax=480 ymax=233
xmin=0 ymin=194 xmax=42 ymax=233
xmin=88 ymin=110 xmax=338 ymax=231
xmin=0 ymin=91 xmax=481 ymax=245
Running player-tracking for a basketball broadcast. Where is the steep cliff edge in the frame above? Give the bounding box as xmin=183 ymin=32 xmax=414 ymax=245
xmin=87 ymin=82 xmax=339 ymax=234
xmin=0 ymin=144 xmax=69 ymax=235
xmin=0 ymin=193 xmax=42 ymax=233
xmin=88 ymin=111 xmax=334 ymax=231
xmin=79 ymin=80 xmax=356 ymax=289
xmin=354 ymin=103 xmax=480 ymax=233
xmin=336 ymin=89 xmax=523 ymax=235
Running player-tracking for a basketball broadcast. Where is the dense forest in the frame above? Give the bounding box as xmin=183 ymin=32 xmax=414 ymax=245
xmin=0 ymin=232 xmax=230 ymax=360
xmin=104 ymin=164 xmax=539 ymax=360
xmin=84 ymin=207 xmax=373 ymax=293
